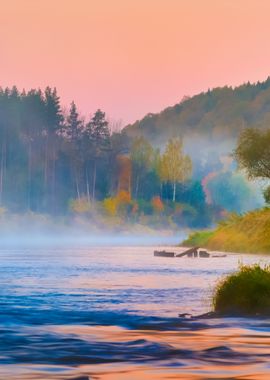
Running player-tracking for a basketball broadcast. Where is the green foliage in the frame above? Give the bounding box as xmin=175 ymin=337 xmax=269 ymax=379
xmin=137 ymin=199 xmax=153 ymax=215
xmin=182 ymin=230 xmax=214 ymax=247
xmin=213 ymin=264 xmax=270 ymax=316
xmin=130 ymin=136 xmax=154 ymax=199
xmin=65 ymin=101 xmax=83 ymax=141
xmin=175 ymin=181 xmax=206 ymax=209
xmin=263 ymin=186 xmax=270 ymax=204
xmin=234 ymin=128 xmax=270 ymax=180
xmin=125 ymin=78 xmax=270 ymax=144
xmin=85 ymin=109 xmax=110 ymax=155
xmin=158 ymin=138 xmax=192 ymax=202
xmin=130 ymin=136 xmax=154 ymax=170
xmin=206 ymin=171 xmax=258 ymax=213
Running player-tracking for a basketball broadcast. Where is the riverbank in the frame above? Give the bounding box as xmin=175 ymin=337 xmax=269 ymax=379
xmin=183 ymin=208 xmax=270 ymax=254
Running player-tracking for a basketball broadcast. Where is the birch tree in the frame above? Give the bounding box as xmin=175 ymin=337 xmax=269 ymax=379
xmin=159 ymin=138 xmax=192 ymax=202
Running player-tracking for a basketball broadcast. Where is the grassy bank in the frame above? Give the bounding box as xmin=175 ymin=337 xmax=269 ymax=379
xmin=183 ymin=208 xmax=270 ymax=254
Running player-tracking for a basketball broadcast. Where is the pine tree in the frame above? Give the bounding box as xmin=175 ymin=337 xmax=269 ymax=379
xmin=44 ymin=87 xmax=64 ymax=212
xmin=66 ymin=101 xmax=83 ymax=142
xmin=84 ymin=109 xmax=110 ymax=200
xmin=66 ymin=101 xmax=84 ymax=199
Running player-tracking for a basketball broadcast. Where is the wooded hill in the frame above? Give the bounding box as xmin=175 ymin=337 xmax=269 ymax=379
xmin=124 ymin=77 xmax=270 ymax=152
xmin=0 ymin=80 xmax=265 ymax=227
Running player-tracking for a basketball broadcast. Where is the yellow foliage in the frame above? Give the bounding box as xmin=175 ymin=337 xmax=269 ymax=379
xmin=103 ymin=191 xmax=132 ymax=217
xmin=184 ymin=208 xmax=270 ymax=254
xmin=103 ymin=197 xmax=118 ymax=217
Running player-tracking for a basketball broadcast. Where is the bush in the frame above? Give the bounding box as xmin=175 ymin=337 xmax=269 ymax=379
xmin=103 ymin=197 xmax=118 ymax=216
xmin=213 ymin=264 xmax=270 ymax=316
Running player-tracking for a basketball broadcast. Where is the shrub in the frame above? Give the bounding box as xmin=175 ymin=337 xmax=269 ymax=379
xmin=103 ymin=197 xmax=118 ymax=217
xmin=103 ymin=191 xmax=133 ymax=218
xmin=213 ymin=264 xmax=270 ymax=316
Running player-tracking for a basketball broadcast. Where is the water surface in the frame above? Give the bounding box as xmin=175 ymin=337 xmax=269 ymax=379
xmin=0 ymin=246 xmax=270 ymax=379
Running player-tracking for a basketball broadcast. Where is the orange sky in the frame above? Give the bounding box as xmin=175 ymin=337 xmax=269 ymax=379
xmin=1 ymin=0 xmax=270 ymax=124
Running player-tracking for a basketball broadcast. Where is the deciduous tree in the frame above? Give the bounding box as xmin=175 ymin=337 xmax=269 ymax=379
xmin=159 ymin=138 xmax=192 ymax=202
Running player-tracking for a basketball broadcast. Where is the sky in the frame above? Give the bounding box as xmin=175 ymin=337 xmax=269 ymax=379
xmin=1 ymin=0 xmax=270 ymax=125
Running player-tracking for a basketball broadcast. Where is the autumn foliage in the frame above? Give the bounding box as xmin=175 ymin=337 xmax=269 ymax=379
xmin=151 ymin=196 xmax=164 ymax=213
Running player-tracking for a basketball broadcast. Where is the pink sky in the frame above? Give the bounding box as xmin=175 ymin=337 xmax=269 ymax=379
xmin=1 ymin=0 xmax=270 ymax=124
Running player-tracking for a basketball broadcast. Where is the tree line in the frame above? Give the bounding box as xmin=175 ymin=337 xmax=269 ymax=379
xmin=0 ymin=86 xmax=200 ymax=221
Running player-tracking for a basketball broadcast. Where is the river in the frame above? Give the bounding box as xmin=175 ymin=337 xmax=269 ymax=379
xmin=0 ymin=246 xmax=269 ymax=379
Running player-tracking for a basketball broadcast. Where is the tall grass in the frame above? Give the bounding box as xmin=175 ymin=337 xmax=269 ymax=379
xmin=183 ymin=208 xmax=270 ymax=253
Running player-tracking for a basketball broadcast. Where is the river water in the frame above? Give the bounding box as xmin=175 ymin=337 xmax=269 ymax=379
xmin=0 ymin=246 xmax=270 ymax=379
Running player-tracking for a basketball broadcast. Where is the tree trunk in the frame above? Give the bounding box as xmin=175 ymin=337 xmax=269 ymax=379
xmin=160 ymin=183 xmax=163 ymax=200
xmin=28 ymin=140 xmax=32 ymax=211
xmin=51 ymin=147 xmax=56 ymax=213
xmin=92 ymin=160 xmax=97 ymax=200
xmin=44 ymin=134 xmax=48 ymax=208
xmin=135 ymin=174 xmax=140 ymax=199
xmin=75 ymin=172 xmax=80 ymax=199
xmin=173 ymin=182 xmax=176 ymax=202
xmin=0 ymin=140 xmax=6 ymax=205
xmin=86 ymin=168 xmax=90 ymax=202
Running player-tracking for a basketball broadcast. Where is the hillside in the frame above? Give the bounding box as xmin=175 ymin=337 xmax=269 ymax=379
xmin=124 ymin=78 xmax=270 ymax=154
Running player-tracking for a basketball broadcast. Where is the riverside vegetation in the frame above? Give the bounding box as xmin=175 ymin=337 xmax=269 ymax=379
xmin=183 ymin=208 xmax=270 ymax=253
xmin=213 ymin=264 xmax=270 ymax=316
xmin=184 ymin=125 xmax=270 ymax=254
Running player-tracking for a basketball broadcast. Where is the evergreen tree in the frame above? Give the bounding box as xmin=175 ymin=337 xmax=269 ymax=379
xmin=84 ymin=109 xmax=110 ymax=200
xmin=65 ymin=101 xmax=84 ymax=199
xmin=44 ymin=87 xmax=64 ymax=212
xmin=66 ymin=101 xmax=83 ymax=141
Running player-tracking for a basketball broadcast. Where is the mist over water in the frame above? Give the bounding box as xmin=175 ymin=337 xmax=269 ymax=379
xmin=1 ymin=246 xmax=270 ymax=379
xmin=0 ymin=229 xmax=185 ymax=248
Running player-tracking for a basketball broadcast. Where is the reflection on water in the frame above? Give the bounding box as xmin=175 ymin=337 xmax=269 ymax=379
xmin=0 ymin=246 xmax=270 ymax=379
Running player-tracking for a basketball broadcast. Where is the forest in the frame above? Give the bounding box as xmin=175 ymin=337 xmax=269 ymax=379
xmin=0 ymin=82 xmax=266 ymax=231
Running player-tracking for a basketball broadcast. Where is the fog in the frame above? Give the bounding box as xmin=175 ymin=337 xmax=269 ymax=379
xmin=0 ymin=228 xmax=186 ymax=248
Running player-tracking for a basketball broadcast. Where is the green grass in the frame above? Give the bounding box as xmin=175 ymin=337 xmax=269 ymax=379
xmin=183 ymin=208 xmax=270 ymax=254
xmin=182 ymin=230 xmax=214 ymax=247
xmin=213 ymin=264 xmax=270 ymax=316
